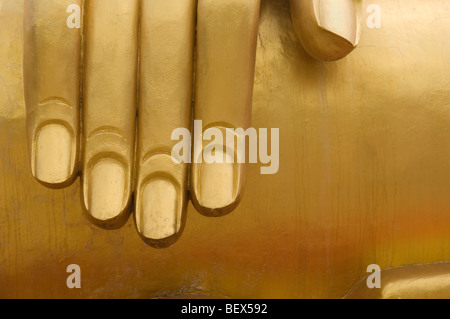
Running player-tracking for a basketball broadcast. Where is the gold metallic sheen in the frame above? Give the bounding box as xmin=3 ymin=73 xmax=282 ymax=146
xmin=0 ymin=0 xmax=446 ymax=298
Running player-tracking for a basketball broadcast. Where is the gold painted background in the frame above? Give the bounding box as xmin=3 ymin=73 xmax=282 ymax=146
xmin=0 ymin=0 xmax=449 ymax=298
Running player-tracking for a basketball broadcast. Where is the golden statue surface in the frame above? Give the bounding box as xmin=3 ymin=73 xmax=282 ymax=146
xmin=0 ymin=0 xmax=449 ymax=298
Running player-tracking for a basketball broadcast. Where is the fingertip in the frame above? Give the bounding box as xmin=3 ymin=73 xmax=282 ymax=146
xmin=81 ymin=157 xmax=132 ymax=230
xmin=190 ymin=135 xmax=246 ymax=217
xmin=190 ymin=167 xmax=246 ymax=217
xmin=31 ymin=120 xmax=78 ymax=188
xmin=134 ymin=154 xmax=188 ymax=248
xmin=290 ymin=0 xmax=360 ymax=61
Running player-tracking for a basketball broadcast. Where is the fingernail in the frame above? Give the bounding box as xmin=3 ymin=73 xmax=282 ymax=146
xmin=314 ymin=0 xmax=359 ymax=46
xmin=199 ymin=150 xmax=235 ymax=209
xmin=35 ymin=124 xmax=73 ymax=184
xmin=87 ymin=159 xmax=125 ymax=221
xmin=138 ymin=179 xmax=180 ymax=241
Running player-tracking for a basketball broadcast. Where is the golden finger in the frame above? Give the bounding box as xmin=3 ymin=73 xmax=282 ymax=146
xmin=24 ymin=0 xmax=81 ymax=187
xmin=81 ymin=0 xmax=139 ymax=228
xmin=289 ymin=0 xmax=361 ymax=61
xmin=191 ymin=0 xmax=261 ymax=216
xmin=135 ymin=0 xmax=197 ymax=247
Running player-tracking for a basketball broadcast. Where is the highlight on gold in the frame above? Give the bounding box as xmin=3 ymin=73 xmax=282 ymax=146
xmin=23 ymin=0 xmax=361 ymax=247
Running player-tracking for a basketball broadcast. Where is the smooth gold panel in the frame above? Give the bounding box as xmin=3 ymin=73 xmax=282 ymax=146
xmin=0 ymin=0 xmax=449 ymax=298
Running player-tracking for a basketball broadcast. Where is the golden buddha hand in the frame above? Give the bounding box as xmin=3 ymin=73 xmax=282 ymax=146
xmin=23 ymin=0 xmax=360 ymax=247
